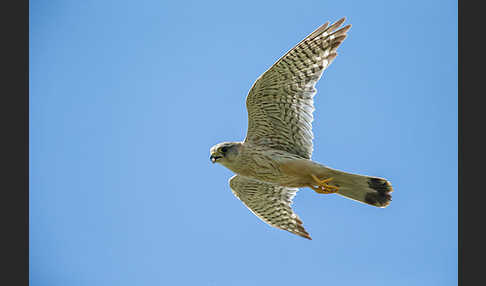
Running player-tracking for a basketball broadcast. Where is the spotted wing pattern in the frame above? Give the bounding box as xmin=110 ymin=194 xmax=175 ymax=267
xmin=229 ymin=175 xmax=311 ymax=239
xmin=244 ymin=18 xmax=350 ymax=159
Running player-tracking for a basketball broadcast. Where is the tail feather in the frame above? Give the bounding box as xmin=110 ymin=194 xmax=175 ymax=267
xmin=322 ymin=167 xmax=393 ymax=208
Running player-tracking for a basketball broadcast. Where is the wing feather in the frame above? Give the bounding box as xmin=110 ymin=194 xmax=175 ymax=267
xmin=245 ymin=17 xmax=351 ymax=159
xmin=229 ymin=175 xmax=311 ymax=239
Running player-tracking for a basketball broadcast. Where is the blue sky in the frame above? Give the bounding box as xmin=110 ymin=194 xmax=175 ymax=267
xmin=30 ymin=0 xmax=457 ymax=285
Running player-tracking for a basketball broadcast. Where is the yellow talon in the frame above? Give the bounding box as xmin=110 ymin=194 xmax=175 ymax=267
xmin=310 ymin=174 xmax=339 ymax=194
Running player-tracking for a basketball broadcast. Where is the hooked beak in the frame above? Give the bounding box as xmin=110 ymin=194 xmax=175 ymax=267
xmin=210 ymin=154 xmax=222 ymax=163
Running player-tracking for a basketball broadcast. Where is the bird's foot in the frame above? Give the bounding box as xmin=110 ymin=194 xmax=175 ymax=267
xmin=309 ymin=174 xmax=339 ymax=194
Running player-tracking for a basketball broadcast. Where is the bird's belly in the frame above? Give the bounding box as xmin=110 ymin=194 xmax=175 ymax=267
xmin=255 ymin=173 xmax=304 ymax=187
xmin=245 ymin=173 xmax=306 ymax=188
xmin=236 ymin=158 xmax=313 ymax=188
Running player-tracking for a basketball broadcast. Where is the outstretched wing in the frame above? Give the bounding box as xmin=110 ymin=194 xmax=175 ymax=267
xmin=244 ymin=17 xmax=350 ymax=159
xmin=229 ymin=175 xmax=311 ymax=239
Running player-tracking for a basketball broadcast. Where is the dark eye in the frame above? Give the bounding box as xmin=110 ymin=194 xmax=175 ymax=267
xmin=221 ymin=147 xmax=228 ymax=153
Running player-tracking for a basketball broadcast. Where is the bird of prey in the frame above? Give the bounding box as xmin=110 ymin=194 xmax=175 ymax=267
xmin=210 ymin=17 xmax=393 ymax=240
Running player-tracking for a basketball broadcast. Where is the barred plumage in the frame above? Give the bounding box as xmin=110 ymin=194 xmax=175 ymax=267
xmin=245 ymin=17 xmax=350 ymax=159
xmin=229 ymin=175 xmax=310 ymax=239
xmin=210 ymin=17 xmax=393 ymax=240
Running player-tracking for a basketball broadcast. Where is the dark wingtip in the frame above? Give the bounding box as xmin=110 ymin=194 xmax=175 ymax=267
xmin=295 ymin=223 xmax=312 ymax=240
xmin=365 ymin=178 xmax=393 ymax=207
xmin=299 ymin=232 xmax=312 ymax=240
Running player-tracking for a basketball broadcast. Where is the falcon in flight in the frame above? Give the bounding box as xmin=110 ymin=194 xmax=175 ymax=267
xmin=210 ymin=17 xmax=393 ymax=240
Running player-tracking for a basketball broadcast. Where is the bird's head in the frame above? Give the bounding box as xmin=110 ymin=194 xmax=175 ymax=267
xmin=210 ymin=142 xmax=242 ymax=166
